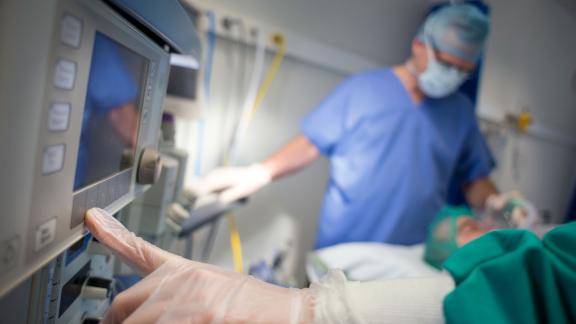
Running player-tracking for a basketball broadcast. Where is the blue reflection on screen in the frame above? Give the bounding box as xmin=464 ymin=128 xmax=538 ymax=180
xmin=74 ymin=32 xmax=147 ymax=191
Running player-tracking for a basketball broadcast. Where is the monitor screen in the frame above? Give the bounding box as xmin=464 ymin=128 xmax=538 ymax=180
xmin=74 ymin=32 xmax=148 ymax=191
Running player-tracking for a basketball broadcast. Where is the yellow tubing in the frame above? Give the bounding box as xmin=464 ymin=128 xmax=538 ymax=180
xmin=251 ymin=33 xmax=286 ymax=114
xmin=227 ymin=32 xmax=286 ymax=273
xmin=227 ymin=213 xmax=244 ymax=273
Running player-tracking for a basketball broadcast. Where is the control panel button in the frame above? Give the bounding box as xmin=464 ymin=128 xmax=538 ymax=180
xmin=145 ymin=84 xmax=152 ymax=101
xmin=53 ymin=59 xmax=76 ymax=90
xmin=42 ymin=144 xmax=65 ymax=175
xmin=35 ymin=218 xmax=57 ymax=251
xmin=0 ymin=236 xmax=20 ymax=272
xmin=60 ymin=14 xmax=83 ymax=48
xmin=48 ymin=102 xmax=71 ymax=132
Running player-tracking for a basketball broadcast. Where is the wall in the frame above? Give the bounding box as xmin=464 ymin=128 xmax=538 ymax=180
xmin=174 ymin=0 xmax=438 ymax=285
xmin=479 ymin=0 xmax=576 ymax=221
xmin=190 ymin=0 xmax=437 ymax=64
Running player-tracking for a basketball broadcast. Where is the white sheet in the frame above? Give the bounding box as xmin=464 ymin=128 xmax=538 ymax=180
xmin=307 ymin=243 xmax=442 ymax=282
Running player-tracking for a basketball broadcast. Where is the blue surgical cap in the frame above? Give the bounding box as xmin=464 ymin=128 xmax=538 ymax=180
xmin=417 ymin=4 xmax=490 ymax=62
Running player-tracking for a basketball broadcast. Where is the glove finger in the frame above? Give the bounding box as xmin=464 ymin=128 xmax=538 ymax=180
xmin=102 ymin=270 xmax=169 ymax=324
xmin=122 ymin=265 xmax=217 ymax=324
xmin=124 ymin=300 xmax=213 ymax=324
xmin=85 ymin=208 xmax=179 ymax=275
xmin=219 ymin=185 xmax=252 ymax=205
xmin=186 ymin=177 xmax=234 ymax=198
xmin=201 ymin=175 xmax=239 ymax=193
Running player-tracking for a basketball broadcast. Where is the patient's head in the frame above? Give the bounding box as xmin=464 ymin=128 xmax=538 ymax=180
xmin=424 ymin=206 xmax=488 ymax=269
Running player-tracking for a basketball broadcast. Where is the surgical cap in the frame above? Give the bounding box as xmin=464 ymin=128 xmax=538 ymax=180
xmin=417 ymin=4 xmax=490 ymax=62
xmin=423 ymin=206 xmax=475 ymax=270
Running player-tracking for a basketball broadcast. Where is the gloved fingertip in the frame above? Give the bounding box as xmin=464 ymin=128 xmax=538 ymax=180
xmin=86 ymin=207 xmax=106 ymax=219
xmin=84 ymin=207 xmax=102 ymax=228
xmin=85 ymin=207 xmax=114 ymax=228
xmin=84 ymin=207 xmax=128 ymax=240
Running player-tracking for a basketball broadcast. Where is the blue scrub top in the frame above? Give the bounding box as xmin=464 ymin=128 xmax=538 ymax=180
xmin=302 ymin=68 xmax=494 ymax=249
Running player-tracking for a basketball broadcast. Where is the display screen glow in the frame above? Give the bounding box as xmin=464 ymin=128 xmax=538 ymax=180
xmin=74 ymin=32 xmax=148 ymax=191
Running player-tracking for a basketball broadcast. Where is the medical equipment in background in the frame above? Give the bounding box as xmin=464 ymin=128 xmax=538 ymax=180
xmin=168 ymin=19 xmax=288 ymax=273
xmin=0 ymin=0 xmax=200 ymax=322
xmin=162 ymin=3 xmax=202 ymax=121
xmin=223 ymin=32 xmax=287 ymax=273
xmin=119 ymin=4 xmax=202 ymax=261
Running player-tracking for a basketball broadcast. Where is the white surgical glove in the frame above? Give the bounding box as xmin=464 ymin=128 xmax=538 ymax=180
xmin=186 ymin=164 xmax=272 ymax=204
xmin=85 ymin=208 xmax=312 ymax=324
xmin=484 ymin=191 xmax=538 ymax=228
xmin=85 ymin=208 xmax=450 ymax=324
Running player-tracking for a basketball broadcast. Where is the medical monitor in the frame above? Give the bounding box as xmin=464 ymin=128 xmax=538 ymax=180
xmin=0 ymin=0 xmax=170 ymax=297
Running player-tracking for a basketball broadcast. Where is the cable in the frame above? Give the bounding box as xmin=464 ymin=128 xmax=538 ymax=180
xmin=203 ymin=11 xmax=217 ymax=101
xmin=201 ymin=220 xmax=219 ymax=262
xmin=227 ymin=213 xmax=244 ymax=272
xmin=218 ymin=18 xmax=239 ymax=164
xmin=195 ymin=10 xmax=217 ymax=176
xmin=229 ymin=33 xmax=287 ymax=163
xmin=227 ymin=28 xmax=267 ymax=164
xmin=226 ymin=32 xmax=287 ymax=273
xmin=251 ymin=33 xmax=286 ymax=114
xmin=219 ymin=18 xmax=250 ymax=166
xmin=185 ymin=10 xmax=217 ymax=261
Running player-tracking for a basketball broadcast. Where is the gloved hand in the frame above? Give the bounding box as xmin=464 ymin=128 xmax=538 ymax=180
xmin=186 ymin=164 xmax=272 ymax=205
xmin=484 ymin=191 xmax=538 ymax=228
xmin=85 ymin=208 xmax=313 ymax=324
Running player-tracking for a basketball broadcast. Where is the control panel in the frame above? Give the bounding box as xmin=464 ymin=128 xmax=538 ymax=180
xmin=0 ymin=0 xmax=170 ymax=297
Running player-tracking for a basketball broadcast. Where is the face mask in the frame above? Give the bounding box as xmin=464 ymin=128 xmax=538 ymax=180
xmin=418 ymin=41 xmax=470 ymax=98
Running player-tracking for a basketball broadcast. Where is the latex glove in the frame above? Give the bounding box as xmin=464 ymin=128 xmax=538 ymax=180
xmin=84 ymin=208 xmax=313 ymax=324
xmin=186 ymin=164 xmax=272 ymax=204
xmin=484 ymin=191 xmax=538 ymax=228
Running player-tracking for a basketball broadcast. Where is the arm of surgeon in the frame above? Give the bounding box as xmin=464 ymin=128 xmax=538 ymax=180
xmin=190 ymin=134 xmax=320 ymax=204
xmin=464 ymin=176 xmax=498 ymax=210
xmin=262 ymin=134 xmax=320 ymax=180
xmin=85 ymin=208 xmax=453 ymax=324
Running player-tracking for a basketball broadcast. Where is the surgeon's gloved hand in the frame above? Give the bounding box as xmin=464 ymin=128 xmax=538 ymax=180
xmin=186 ymin=164 xmax=272 ymax=205
xmin=85 ymin=208 xmax=313 ymax=324
xmin=484 ymin=191 xmax=538 ymax=228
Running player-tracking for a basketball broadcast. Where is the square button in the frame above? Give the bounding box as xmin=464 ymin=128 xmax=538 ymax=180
xmin=60 ymin=14 xmax=83 ymax=48
xmin=35 ymin=218 xmax=57 ymax=252
xmin=53 ymin=59 xmax=76 ymax=90
xmin=48 ymin=102 xmax=71 ymax=132
xmin=42 ymin=144 xmax=65 ymax=175
xmin=0 ymin=236 xmax=20 ymax=272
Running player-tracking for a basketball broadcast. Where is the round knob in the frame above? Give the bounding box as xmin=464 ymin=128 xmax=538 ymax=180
xmin=137 ymin=148 xmax=162 ymax=185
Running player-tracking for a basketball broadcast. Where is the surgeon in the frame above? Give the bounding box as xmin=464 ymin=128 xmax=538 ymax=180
xmin=85 ymin=207 xmax=576 ymax=323
xmin=192 ymin=4 xmax=514 ymax=248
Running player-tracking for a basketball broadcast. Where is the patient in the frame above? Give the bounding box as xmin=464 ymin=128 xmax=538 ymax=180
xmin=424 ymin=199 xmax=549 ymax=270
xmin=424 ymin=206 xmax=491 ymax=269
xmin=310 ymin=198 xmax=547 ymax=281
